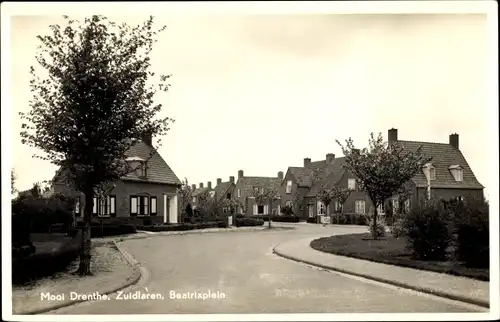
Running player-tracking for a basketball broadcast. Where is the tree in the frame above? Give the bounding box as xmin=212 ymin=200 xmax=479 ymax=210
xmin=336 ymin=133 xmax=431 ymax=239
xmin=317 ymin=185 xmax=353 ymax=224
xmin=251 ymin=186 xmax=279 ymax=229
xmin=177 ymin=178 xmax=195 ymax=220
xmin=20 ymin=15 xmax=173 ymax=275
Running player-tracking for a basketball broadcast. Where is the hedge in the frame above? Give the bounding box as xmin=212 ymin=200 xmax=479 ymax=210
xmin=137 ymin=221 xmax=227 ymax=232
xmin=74 ymin=222 xmax=137 ymax=237
xmin=250 ymin=215 xmax=300 ymax=223
xmin=12 ymin=230 xmax=82 ymax=285
xmin=235 ymin=217 xmax=264 ymax=227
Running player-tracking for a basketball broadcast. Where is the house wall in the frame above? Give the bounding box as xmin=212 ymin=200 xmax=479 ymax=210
xmin=336 ymin=172 xmax=373 ymax=214
xmin=54 ymin=179 xmax=178 ymax=225
xmin=245 ymin=197 xmax=281 ymax=216
xmin=279 ymin=171 xmax=309 ymax=217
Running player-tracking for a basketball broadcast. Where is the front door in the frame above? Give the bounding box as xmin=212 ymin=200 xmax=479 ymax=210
xmin=308 ymin=205 xmax=314 ymax=218
xmin=228 ymin=215 xmax=233 ymax=226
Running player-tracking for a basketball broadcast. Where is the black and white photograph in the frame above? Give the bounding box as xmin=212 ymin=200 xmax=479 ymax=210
xmin=2 ymin=1 xmax=498 ymax=321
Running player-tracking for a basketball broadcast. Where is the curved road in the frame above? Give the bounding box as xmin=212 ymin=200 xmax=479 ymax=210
xmin=49 ymin=224 xmax=483 ymax=314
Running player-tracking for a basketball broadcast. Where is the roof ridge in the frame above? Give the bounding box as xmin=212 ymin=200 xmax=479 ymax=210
xmin=398 ymin=139 xmax=451 ymax=146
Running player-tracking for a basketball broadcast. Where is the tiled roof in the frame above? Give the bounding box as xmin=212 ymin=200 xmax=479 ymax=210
xmin=214 ymin=182 xmax=234 ymax=200
xmin=122 ymin=141 xmax=182 ymax=185
xmin=236 ymin=176 xmax=283 ymax=198
xmin=396 ymin=140 xmax=483 ymax=189
xmin=289 ymin=167 xmax=314 ymax=187
xmin=192 ymin=187 xmax=213 ymax=196
xmin=307 ymin=157 xmax=347 ymax=196
xmin=53 ymin=140 xmax=182 ymax=186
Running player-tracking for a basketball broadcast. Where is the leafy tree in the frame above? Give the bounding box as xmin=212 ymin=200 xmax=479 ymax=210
xmin=317 ymin=185 xmax=353 ymax=224
xmin=30 ymin=182 xmax=43 ymax=199
xmin=251 ymin=186 xmax=279 ymax=229
xmin=337 ymin=133 xmax=431 ymax=239
xmin=20 ymin=15 xmax=173 ymax=275
xmin=177 ymin=178 xmax=195 ymax=220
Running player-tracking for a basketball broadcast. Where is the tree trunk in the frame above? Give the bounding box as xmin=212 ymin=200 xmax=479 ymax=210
xmin=77 ymin=189 xmax=93 ymax=276
xmin=268 ymin=200 xmax=272 ymax=229
xmin=372 ymin=200 xmax=379 ymax=240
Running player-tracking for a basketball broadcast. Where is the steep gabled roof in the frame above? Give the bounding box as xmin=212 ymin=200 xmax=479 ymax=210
xmin=397 ymin=140 xmax=483 ymax=189
xmin=192 ymin=187 xmax=213 ymax=197
xmin=53 ymin=140 xmax=182 ymax=186
xmin=288 ymin=167 xmax=315 ymax=187
xmin=236 ymin=176 xmax=283 ymax=198
xmin=213 ymin=181 xmax=234 ymax=200
xmin=307 ymin=157 xmax=347 ymax=197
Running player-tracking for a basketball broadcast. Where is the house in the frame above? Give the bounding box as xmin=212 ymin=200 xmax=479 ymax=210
xmin=213 ymin=176 xmax=236 ymax=205
xmin=234 ymin=170 xmax=283 ymax=216
xmin=387 ymin=128 xmax=484 ymax=210
xmin=52 ymin=134 xmax=183 ymax=225
xmin=191 ymin=181 xmax=215 ymax=210
xmin=280 ymin=128 xmax=484 ymax=220
xmin=280 ymin=154 xmax=341 ymax=219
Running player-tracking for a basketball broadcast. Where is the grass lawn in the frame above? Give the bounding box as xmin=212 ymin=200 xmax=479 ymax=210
xmin=310 ymin=233 xmax=489 ymax=281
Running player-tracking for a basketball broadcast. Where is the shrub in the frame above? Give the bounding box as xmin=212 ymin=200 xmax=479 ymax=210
xmin=368 ymin=219 xmax=386 ymax=238
xmin=137 ymin=221 xmax=227 ymax=232
xmin=271 ymin=215 xmax=300 ymax=223
xmin=453 ymin=196 xmax=489 ymax=268
xmin=235 ymin=217 xmax=264 ymax=227
xmin=12 ymin=194 xmax=75 ymax=234
xmin=389 ymin=218 xmax=406 ymax=238
xmin=75 ymin=222 xmax=136 ymax=237
xmin=402 ymin=199 xmax=452 ymax=261
xmin=306 ymin=216 xmax=318 ymax=224
xmin=12 ymin=230 xmax=82 ymax=285
xmin=280 ymin=204 xmax=294 ymax=216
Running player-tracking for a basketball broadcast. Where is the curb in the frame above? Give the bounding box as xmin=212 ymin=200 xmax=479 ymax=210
xmin=18 ymin=243 xmax=142 ymax=315
xmin=272 ymin=244 xmax=490 ymax=309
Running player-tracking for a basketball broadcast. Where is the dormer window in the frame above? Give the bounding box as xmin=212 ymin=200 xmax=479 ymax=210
xmin=449 ymin=165 xmax=463 ymax=182
xmin=126 ymin=157 xmax=147 ymax=178
xmin=423 ymin=163 xmax=436 ymax=181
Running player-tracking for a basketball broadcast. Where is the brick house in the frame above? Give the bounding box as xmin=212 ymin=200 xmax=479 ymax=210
xmin=213 ymin=176 xmax=236 ymax=206
xmin=387 ymin=128 xmax=484 ymax=209
xmin=234 ymin=170 xmax=283 ymax=216
xmin=52 ymin=135 xmax=182 ymax=225
xmin=280 ymin=154 xmax=341 ymax=219
xmin=191 ymin=181 xmax=215 ymax=210
xmin=280 ymin=129 xmax=484 ymax=220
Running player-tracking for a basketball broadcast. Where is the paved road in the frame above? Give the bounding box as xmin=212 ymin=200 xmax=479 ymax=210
xmin=49 ymin=224 xmax=484 ymax=314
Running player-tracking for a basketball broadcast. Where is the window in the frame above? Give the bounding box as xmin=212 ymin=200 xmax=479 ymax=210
xmin=260 ymin=188 xmax=264 ymax=194
xmin=392 ymin=199 xmax=399 ymax=213
xmin=377 ymin=203 xmax=385 ymax=215
xmin=355 ymin=200 xmax=366 ymax=215
xmin=348 ymin=178 xmax=356 ymax=190
xmin=429 ymin=167 xmax=436 ymax=180
xmin=258 ymin=205 xmax=264 ymax=215
xmin=192 ymin=197 xmax=197 ymax=203
xmin=254 ymin=187 xmax=259 ymax=193
xmin=308 ymin=205 xmax=314 ymax=218
xmin=75 ymin=197 xmax=81 ymax=216
xmin=404 ymin=199 xmax=410 ymax=213
xmin=449 ymin=165 xmax=463 ymax=182
xmin=130 ymin=196 xmax=154 ymax=216
xmin=317 ymin=201 xmax=326 ymax=215
xmin=237 ymin=189 xmax=241 ymax=197
xmin=456 ymin=196 xmax=465 ymax=203
xmin=92 ymin=195 xmax=116 ymax=217
xmin=227 ymin=193 xmax=231 ymax=199
xmin=150 ymin=197 xmax=157 ymax=215
xmin=285 ymin=200 xmax=292 ymax=207
xmin=223 ymin=207 xmax=229 ymax=213
xmin=286 ymin=180 xmax=292 ymax=194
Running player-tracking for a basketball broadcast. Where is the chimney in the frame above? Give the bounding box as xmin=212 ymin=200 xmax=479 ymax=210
xmin=191 ymin=184 xmax=196 ymax=190
xmin=199 ymin=182 xmax=204 ymax=188
xmin=217 ymin=178 xmax=222 ymax=185
xmin=238 ymin=170 xmax=244 ymax=179
xmin=449 ymin=133 xmax=459 ymax=150
xmin=229 ymin=176 xmax=235 ymax=184
xmin=326 ymin=153 xmax=335 ymax=163
xmin=388 ymin=128 xmax=398 ymax=144
xmin=304 ymin=158 xmax=311 ymax=167
xmin=142 ymin=131 xmax=153 ymax=146
xmin=207 ymin=181 xmax=212 ymax=189
xmin=278 ymin=171 xmax=284 ymax=180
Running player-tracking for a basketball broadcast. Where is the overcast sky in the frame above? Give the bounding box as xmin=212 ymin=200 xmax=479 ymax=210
xmin=7 ymin=7 xmax=495 ymax=198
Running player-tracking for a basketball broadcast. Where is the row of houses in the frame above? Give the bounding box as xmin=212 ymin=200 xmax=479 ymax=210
xmin=192 ymin=128 xmax=484 ymax=220
xmin=34 ymin=128 xmax=483 ymax=224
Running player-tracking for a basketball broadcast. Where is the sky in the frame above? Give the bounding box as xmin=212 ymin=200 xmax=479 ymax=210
xmin=6 ymin=7 xmax=496 ymax=199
